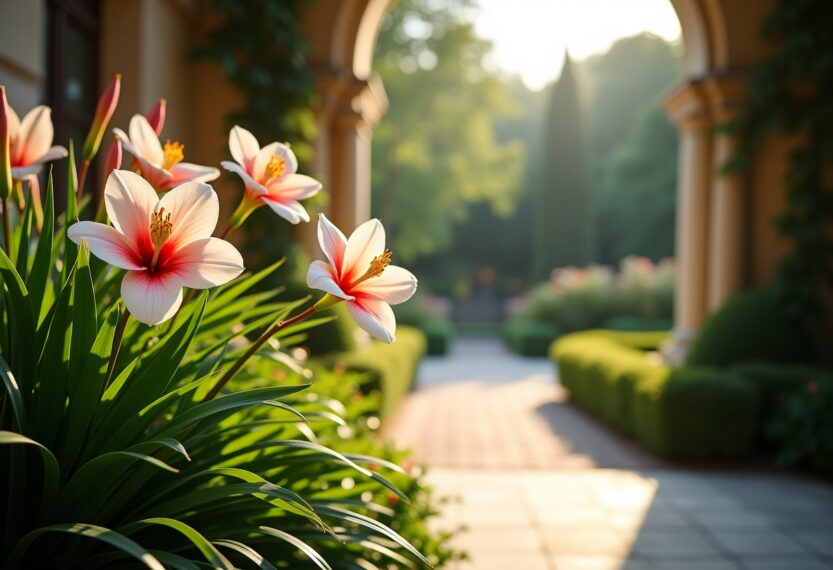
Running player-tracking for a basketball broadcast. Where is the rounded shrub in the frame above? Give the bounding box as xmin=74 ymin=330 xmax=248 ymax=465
xmin=688 ymin=289 xmax=813 ymax=368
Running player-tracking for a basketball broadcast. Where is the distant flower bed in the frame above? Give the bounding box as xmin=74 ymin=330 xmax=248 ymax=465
xmin=522 ymin=257 xmax=675 ymax=333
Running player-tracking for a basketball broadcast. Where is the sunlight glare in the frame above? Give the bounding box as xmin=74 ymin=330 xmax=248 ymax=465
xmin=472 ymin=0 xmax=682 ymax=90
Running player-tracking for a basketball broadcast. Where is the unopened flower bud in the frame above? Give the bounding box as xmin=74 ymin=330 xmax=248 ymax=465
xmin=0 ymin=86 xmax=12 ymax=200
xmin=102 ymin=138 xmax=122 ymax=184
xmin=146 ymin=98 xmax=166 ymax=135
xmin=82 ymin=74 xmax=121 ymax=162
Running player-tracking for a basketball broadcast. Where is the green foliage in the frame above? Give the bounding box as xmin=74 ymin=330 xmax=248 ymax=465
xmin=532 ymin=54 xmax=590 ymax=280
xmin=0 ymin=172 xmax=439 ymax=567
xmin=302 ymin=303 xmax=358 ymax=357
xmin=687 ymin=289 xmax=813 ymax=368
xmin=729 ymin=0 xmax=833 ymax=335
xmin=596 ymin=100 xmax=678 ymax=264
xmin=393 ymin=294 xmax=452 ymax=355
xmin=525 ymin=258 xmax=674 ymax=333
xmin=503 ymin=317 xmax=559 ymax=357
xmin=552 ymin=330 xmax=758 ymax=459
xmin=319 ymin=327 xmax=427 ymax=420
xmin=767 ymin=373 xmax=833 ymax=475
xmin=634 ymin=367 xmax=759 ymax=460
xmin=371 ymin=0 xmax=525 ymax=261
xmin=732 ymin=361 xmax=832 ymax=445
xmin=193 ymin=0 xmax=314 ymax=149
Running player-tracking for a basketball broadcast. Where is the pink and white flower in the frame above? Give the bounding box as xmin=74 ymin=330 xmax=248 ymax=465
xmin=306 ymin=214 xmax=417 ymax=343
xmin=114 ymin=115 xmax=219 ymax=191
xmin=221 ymin=126 xmax=322 ymax=225
xmin=6 ymin=104 xmax=67 ymax=180
xmin=68 ymin=170 xmax=244 ymax=325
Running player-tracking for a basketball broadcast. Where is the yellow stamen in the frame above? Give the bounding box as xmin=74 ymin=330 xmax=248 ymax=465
xmin=150 ymin=208 xmax=172 ymax=269
xmin=355 ymin=249 xmax=392 ymax=285
xmin=264 ymin=156 xmax=286 ymax=181
xmin=162 ymin=140 xmax=185 ymax=170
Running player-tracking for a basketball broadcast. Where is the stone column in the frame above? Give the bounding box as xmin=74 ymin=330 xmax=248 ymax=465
xmin=662 ymin=80 xmax=713 ymax=365
xmin=704 ymin=76 xmax=747 ymax=310
xmin=312 ymin=71 xmax=387 ymax=234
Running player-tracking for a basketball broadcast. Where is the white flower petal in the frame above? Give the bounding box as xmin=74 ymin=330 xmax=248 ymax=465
xmin=34 ymin=145 xmax=68 ymax=164
xmin=128 ymin=114 xmax=163 ymax=165
xmin=229 ymin=126 xmax=260 ymax=167
xmin=261 ymin=197 xmax=309 ymax=224
xmin=267 ymin=173 xmax=322 ymax=201
xmin=355 ymin=265 xmax=417 ymax=305
xmin=105 ymin=170 xmax=159 ymax=246
xmin=221 ymin=161 xmax=268 ymax=196
xmin=6 ymin=105 xmax=20 ymax=143
xmin=253 ymin=142 xmax=297 ymax=181
xmin=306 ymin=260 xmax=354 ymax=300
xmin=136 ymin=157 xmax=174 ymax=190
xmin=158 ymin=180 xmax=219 ymax=246
xmin=11 ymin=164 xmax=43 ymax=179
xmin=168 ymin=237 xmax=244 ymax=289
xmin=347 ymin=298 xmax=396 ymax=343
xmin=68 ymin=221 xmax=142 ymax=270
xmin=166 ymin=163 xmax=220 ymax=189
xmin=343 ymin=218 xmax=385 ymax=281
xmin=317 ymin=213 xmax=347 ymax=274
xmin=12 ymin=106 xmax=54 ymax=166
xmin=122 ymin=271 xmax=183 ymax=326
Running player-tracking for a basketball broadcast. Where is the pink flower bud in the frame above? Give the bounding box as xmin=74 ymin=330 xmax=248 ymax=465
xmin=146 ymin=98 xmax=166 ymax=136
xmin=0 ymin=86 xmax=11 ymax=199
xmin=82 ymin=74 xmax=121 ymax=162
xmin=102 ymin=138 xmax=122 ymax=184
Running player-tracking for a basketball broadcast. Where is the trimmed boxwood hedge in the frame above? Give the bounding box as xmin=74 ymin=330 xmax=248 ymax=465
xmin=318 ymin=326 xmax=427 ymax=420
xmin=687 ymin=289 xmax=813 ymax=367
xmin=552 ymin=330 xmax=758 ymax=459
xmin=503 ymin=317 xmax=560 ymax=356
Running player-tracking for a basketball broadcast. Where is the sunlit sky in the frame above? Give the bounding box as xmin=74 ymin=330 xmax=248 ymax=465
xmin=472 ymin=0 xmax=682 ymax=90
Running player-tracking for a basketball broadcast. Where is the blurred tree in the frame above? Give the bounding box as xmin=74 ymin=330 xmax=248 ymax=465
xmin=532 ymin=52 xmax=591 ymax=281
xmin=578 ymin=34 xmax=681 ymax=266
xmin=371 ymin=0 xmax=525 ymax=261
xmin=596 ymin=99 xmax=678 ymax=263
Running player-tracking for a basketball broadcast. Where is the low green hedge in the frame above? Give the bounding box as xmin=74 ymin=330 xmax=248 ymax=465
xmin=688 ymin=289 xmax=813 ymax=367
xmin=320 ymin=326 xmax=427 ymax=420
xmin=420 ymin=319 xmax=453 ymax=356
xmin=503 ymin=317 xmax=560 ymax=356
xmin=552 ymin=330 xmax=758 ymax=459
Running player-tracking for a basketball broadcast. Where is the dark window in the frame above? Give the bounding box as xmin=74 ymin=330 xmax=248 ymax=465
xmin=45 ymin=0 xmax=100 ymax=204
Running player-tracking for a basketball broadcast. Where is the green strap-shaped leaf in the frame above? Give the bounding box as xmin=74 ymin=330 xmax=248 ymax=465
xmin=60 ymin=305 xmax=120 ymax=469
xmin=208 ymin=258 xmax=285 ymax=309
xmin=124 ymin=518 xmax=234 ymax=570
xmin=56 ymin=449 xmax=181 ymax=520
xmin=59 ymin=142 xmax=78 ymax=291
xmin=4 ymin=522 xmax=163 ymax=570
xmin=150 ymin=384 xmax=309 ymax=440
xmin=0 ymin=355 xmax=28 ymax=432
xmin=213 ymin=539 xmax=278 ymax=570
xmin=0 ymin=248 xmax=37 ymax=391
xmin=149 ymin=550 xmax=201 ymax=570
xmin=314 ymin=505 xmax=431 ymax=567
xmin=93 ymin=295 xmax=208 ymax=451
xmin=258 ymin=526 xmax=333 ymax=570
xmin=27 ymin=172 xmax=55 ymax=323
xmin=0 ymin=431 xmax=59 ymax=515
xmin=14 ymin=190 xmax=34 ymax=276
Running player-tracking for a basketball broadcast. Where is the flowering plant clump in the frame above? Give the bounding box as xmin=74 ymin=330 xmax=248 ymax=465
xmin=0 ymin=78 xmax=430 ymax=568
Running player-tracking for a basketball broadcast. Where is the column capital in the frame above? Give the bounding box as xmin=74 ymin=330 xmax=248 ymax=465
xmin=310 ymin=65 xmax=388 ymax=130
xmin=703 ymin=73 xmax=748 ymax=123
xmin=664 ymin=80 xmax=711 ymax=130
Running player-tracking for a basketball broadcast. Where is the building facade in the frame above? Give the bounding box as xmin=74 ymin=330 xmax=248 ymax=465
xmin=0 ymin=0 xmax=808 ymax=359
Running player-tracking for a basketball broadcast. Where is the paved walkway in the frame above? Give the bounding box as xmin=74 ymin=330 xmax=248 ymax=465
xmin=385 ymin=337 xmax=833 ymax=570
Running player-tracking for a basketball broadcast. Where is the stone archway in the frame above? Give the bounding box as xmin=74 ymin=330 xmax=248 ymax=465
xmin=305 ymin=0 xmax=789 ymax=361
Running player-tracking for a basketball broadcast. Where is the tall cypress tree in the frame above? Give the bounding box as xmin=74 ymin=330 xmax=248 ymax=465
xmin=532 ymin=51 xmax=591 ymax=281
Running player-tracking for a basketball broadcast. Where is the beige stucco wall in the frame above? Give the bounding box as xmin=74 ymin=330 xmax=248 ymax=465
xmin=0 ymin=0 xmax=46 ymax=112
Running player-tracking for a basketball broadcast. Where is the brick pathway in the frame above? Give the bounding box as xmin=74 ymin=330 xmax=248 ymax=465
xmin=385 ymin=337 xmax=833 ymax=570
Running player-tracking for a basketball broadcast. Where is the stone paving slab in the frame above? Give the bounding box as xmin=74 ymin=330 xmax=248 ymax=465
xmin=386 ymin=338 xmax=833 ymax=569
